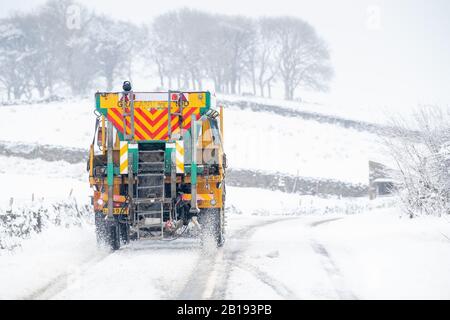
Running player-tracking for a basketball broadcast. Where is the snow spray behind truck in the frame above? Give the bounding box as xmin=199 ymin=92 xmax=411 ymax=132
xmin=87 ymin=82 xmax=226 ymax=250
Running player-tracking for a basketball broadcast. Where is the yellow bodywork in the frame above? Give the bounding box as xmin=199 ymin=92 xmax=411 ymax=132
xmin=98 ymin=92 xmax=207 ymax=109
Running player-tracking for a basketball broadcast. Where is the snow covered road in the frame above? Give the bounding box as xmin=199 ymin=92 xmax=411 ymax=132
xmin=2 ymin=206 xmax=450 ymax=300
xmin=8 ymin=215 xmax=349 ymax=300
xmin=25 ymin=216 xmax=303 ymax=299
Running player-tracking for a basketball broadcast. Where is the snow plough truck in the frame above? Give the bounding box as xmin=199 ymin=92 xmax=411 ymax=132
xmin=87 ymin=82 xmax=226 ymax=250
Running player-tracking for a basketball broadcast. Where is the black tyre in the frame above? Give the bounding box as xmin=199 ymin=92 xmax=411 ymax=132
xmin=216 ymin=208 xmax=225 ymax=247
xmin=107 ymin=219 xmax=120 ymax=251
xmin=119 ymin=217 xmax=130 ymax=245
xmin=95 ymin=212 xmax=107 ymax=246
xmin=199 ymin=208 xmax=225 ymax=247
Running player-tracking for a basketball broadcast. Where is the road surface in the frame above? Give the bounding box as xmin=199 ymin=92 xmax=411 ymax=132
xmin=23 ymin=215 xmax=356 ymax=300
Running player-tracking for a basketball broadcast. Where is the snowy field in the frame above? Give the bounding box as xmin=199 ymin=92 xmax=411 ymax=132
xmin=0 ymin=98 xmax=389 ymax=183
xmin=219 ymin=94 xmax=395 ymax=126
xmin=226 ymin=208 xmax=450 ymax=300
xmin=0 ymin=155 xmax=89 ymax=206
xmin=224 ymin=105 xmax=387 ymax=183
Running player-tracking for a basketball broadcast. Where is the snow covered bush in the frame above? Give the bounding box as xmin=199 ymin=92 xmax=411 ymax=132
xmin=0 ymin=199 xmax=91 ymax=251
xmin=384 ymin=105 xmax=450 ymax=217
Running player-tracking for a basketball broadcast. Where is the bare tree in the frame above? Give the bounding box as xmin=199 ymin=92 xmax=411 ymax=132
xmin=270 ymin=17 xmax=333 ymax=100
xmin=34 ymin=0 xmax=97 ymax=96
xmin=252 ymin=18 xmax=279 ymax=97
xmin=148 ymin=8 xmax=215 ymax=91
xmin=87 ymin=16 xmax=142 ymax=91
xmin=0 ymin=3 xmax=334 ymax=101
xmin=216 ymin=16 xmax=255 ymax=94
xmin=150 ymin=10 xmax=184 ymax=89
xmin=14 ymin=9 xmax=66 ymax=98
xmin=0 ymin=16 xmax=32 ymax=100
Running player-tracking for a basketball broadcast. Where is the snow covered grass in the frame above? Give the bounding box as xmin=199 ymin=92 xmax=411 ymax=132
xmin=218 ymin=93 xmax=393 ymax=126
xmin=0 ymin=97 xmax=389 ymax=183
xmin=224 ymin=105 xmax=388 ymax=183
xmin=0 ymin=198 xmax=91 ymax=251
xmin=0 ymin=155 xmax=89 ymax=206
xmin=313 ymin=208 xmax=450 ymax=299
xmin=0 ymin=156 xmax=91 ymax=251
xmin=0 ymin=224 xmax=99 ymax=299
xmin=0 ymin=99 xmax=93 ymax=149
xmin=226 ymin=207 xmax=450 ymax=299
xmin=226 ymin=187 xmax=395 ymax=216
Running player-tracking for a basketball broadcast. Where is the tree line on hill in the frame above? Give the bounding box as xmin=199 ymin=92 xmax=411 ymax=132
xmin=0 ymin=0 xmax=333 ymax=101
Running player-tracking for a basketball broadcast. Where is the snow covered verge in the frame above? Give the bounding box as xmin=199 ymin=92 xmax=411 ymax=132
xmin=227 ymin=207 xmax=450 ymax=299
xmin=0 ymin=223 xmax=99 ymax=299
xmin=2 ymin=185 xmax=447 ymax=300
xmin=225 ymin=187 xmax=394 ymax=217
xmin=0 ymin=199 xmax=91 ymax=251
xmin=311 ymin=208 xmax=450 ymax=299
xmin=0 ymin=185 xmax=391 ymax=253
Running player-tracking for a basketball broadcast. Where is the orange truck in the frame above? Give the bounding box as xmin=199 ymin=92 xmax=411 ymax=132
xmin=87 ymin=82 xmax=226 ymax=250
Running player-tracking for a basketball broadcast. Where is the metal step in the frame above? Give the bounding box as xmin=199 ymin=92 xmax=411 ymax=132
xmin=139 ymin=150 xmax=165 ymax=154
xmin=139 ymin=160 xmax=165 ymax=164
xmin=138 ymin=167 xmax=164 ymax=172
xmin=139 ymin=161 xmax=165 ymax=164
xmin=137 ymin=211 xmax=164 ymax=216
xmin=133 ymin=198 xmax=164 ymax=204
xmin=138 ymin=222 xmax=162 ymax=228
xmin=137 ymin=173 xmax=165 ymax=177
xmin=137 ymin=185 xmax=164 ymax=189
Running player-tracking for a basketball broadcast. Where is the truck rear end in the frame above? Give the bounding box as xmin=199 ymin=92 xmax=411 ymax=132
xmin=87 ymin=86 xmax=226 ymax=250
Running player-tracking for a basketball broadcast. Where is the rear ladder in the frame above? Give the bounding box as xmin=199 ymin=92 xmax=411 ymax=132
xmin=134 ymin=149 xmax=165 ymax=239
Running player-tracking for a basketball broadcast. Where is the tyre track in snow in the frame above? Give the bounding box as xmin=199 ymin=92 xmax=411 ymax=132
xmin=178 ymin=216 xmax=359 ymax=300
xmin=24 ymin=217 xmax=356 ymax=300
xmin=177 ymin=218 xmax=299 ymax=300
xmin=212 ymin=218 xmax=299 ymax=300
xmin=309 ymin=218 xmax=358 ymax=300
xmin=232 ymin=262 xmax=297 ymax=299
xmin=23 ymin=250 xmax=110 ymax=300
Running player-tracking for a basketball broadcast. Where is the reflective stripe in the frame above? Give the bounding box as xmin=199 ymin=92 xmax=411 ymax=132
xmin=101 ymin=194 xmax=126 ymax=202
xmin=181 ymin=194 xmax=214 ymax=201
xmin=176 ymin=140 xmax=184 ymax=173
xmin=120 ymin=141 xmax=128 ymax=174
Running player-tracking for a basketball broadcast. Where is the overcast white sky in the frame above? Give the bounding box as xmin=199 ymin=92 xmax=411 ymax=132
xmin=2 ymin=0 xmax=450 ymax=111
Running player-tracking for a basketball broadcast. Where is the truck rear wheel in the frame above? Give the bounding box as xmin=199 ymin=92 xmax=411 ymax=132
xmin=107 ymin=219 xmax=120 ymax=251
xmin=119 ymin=218 xmax=130 ymax=245
xmin=95 ymin=212 xmax=107 ymax=246
xmin=199 ymin=208 xmax=225 ymax=247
